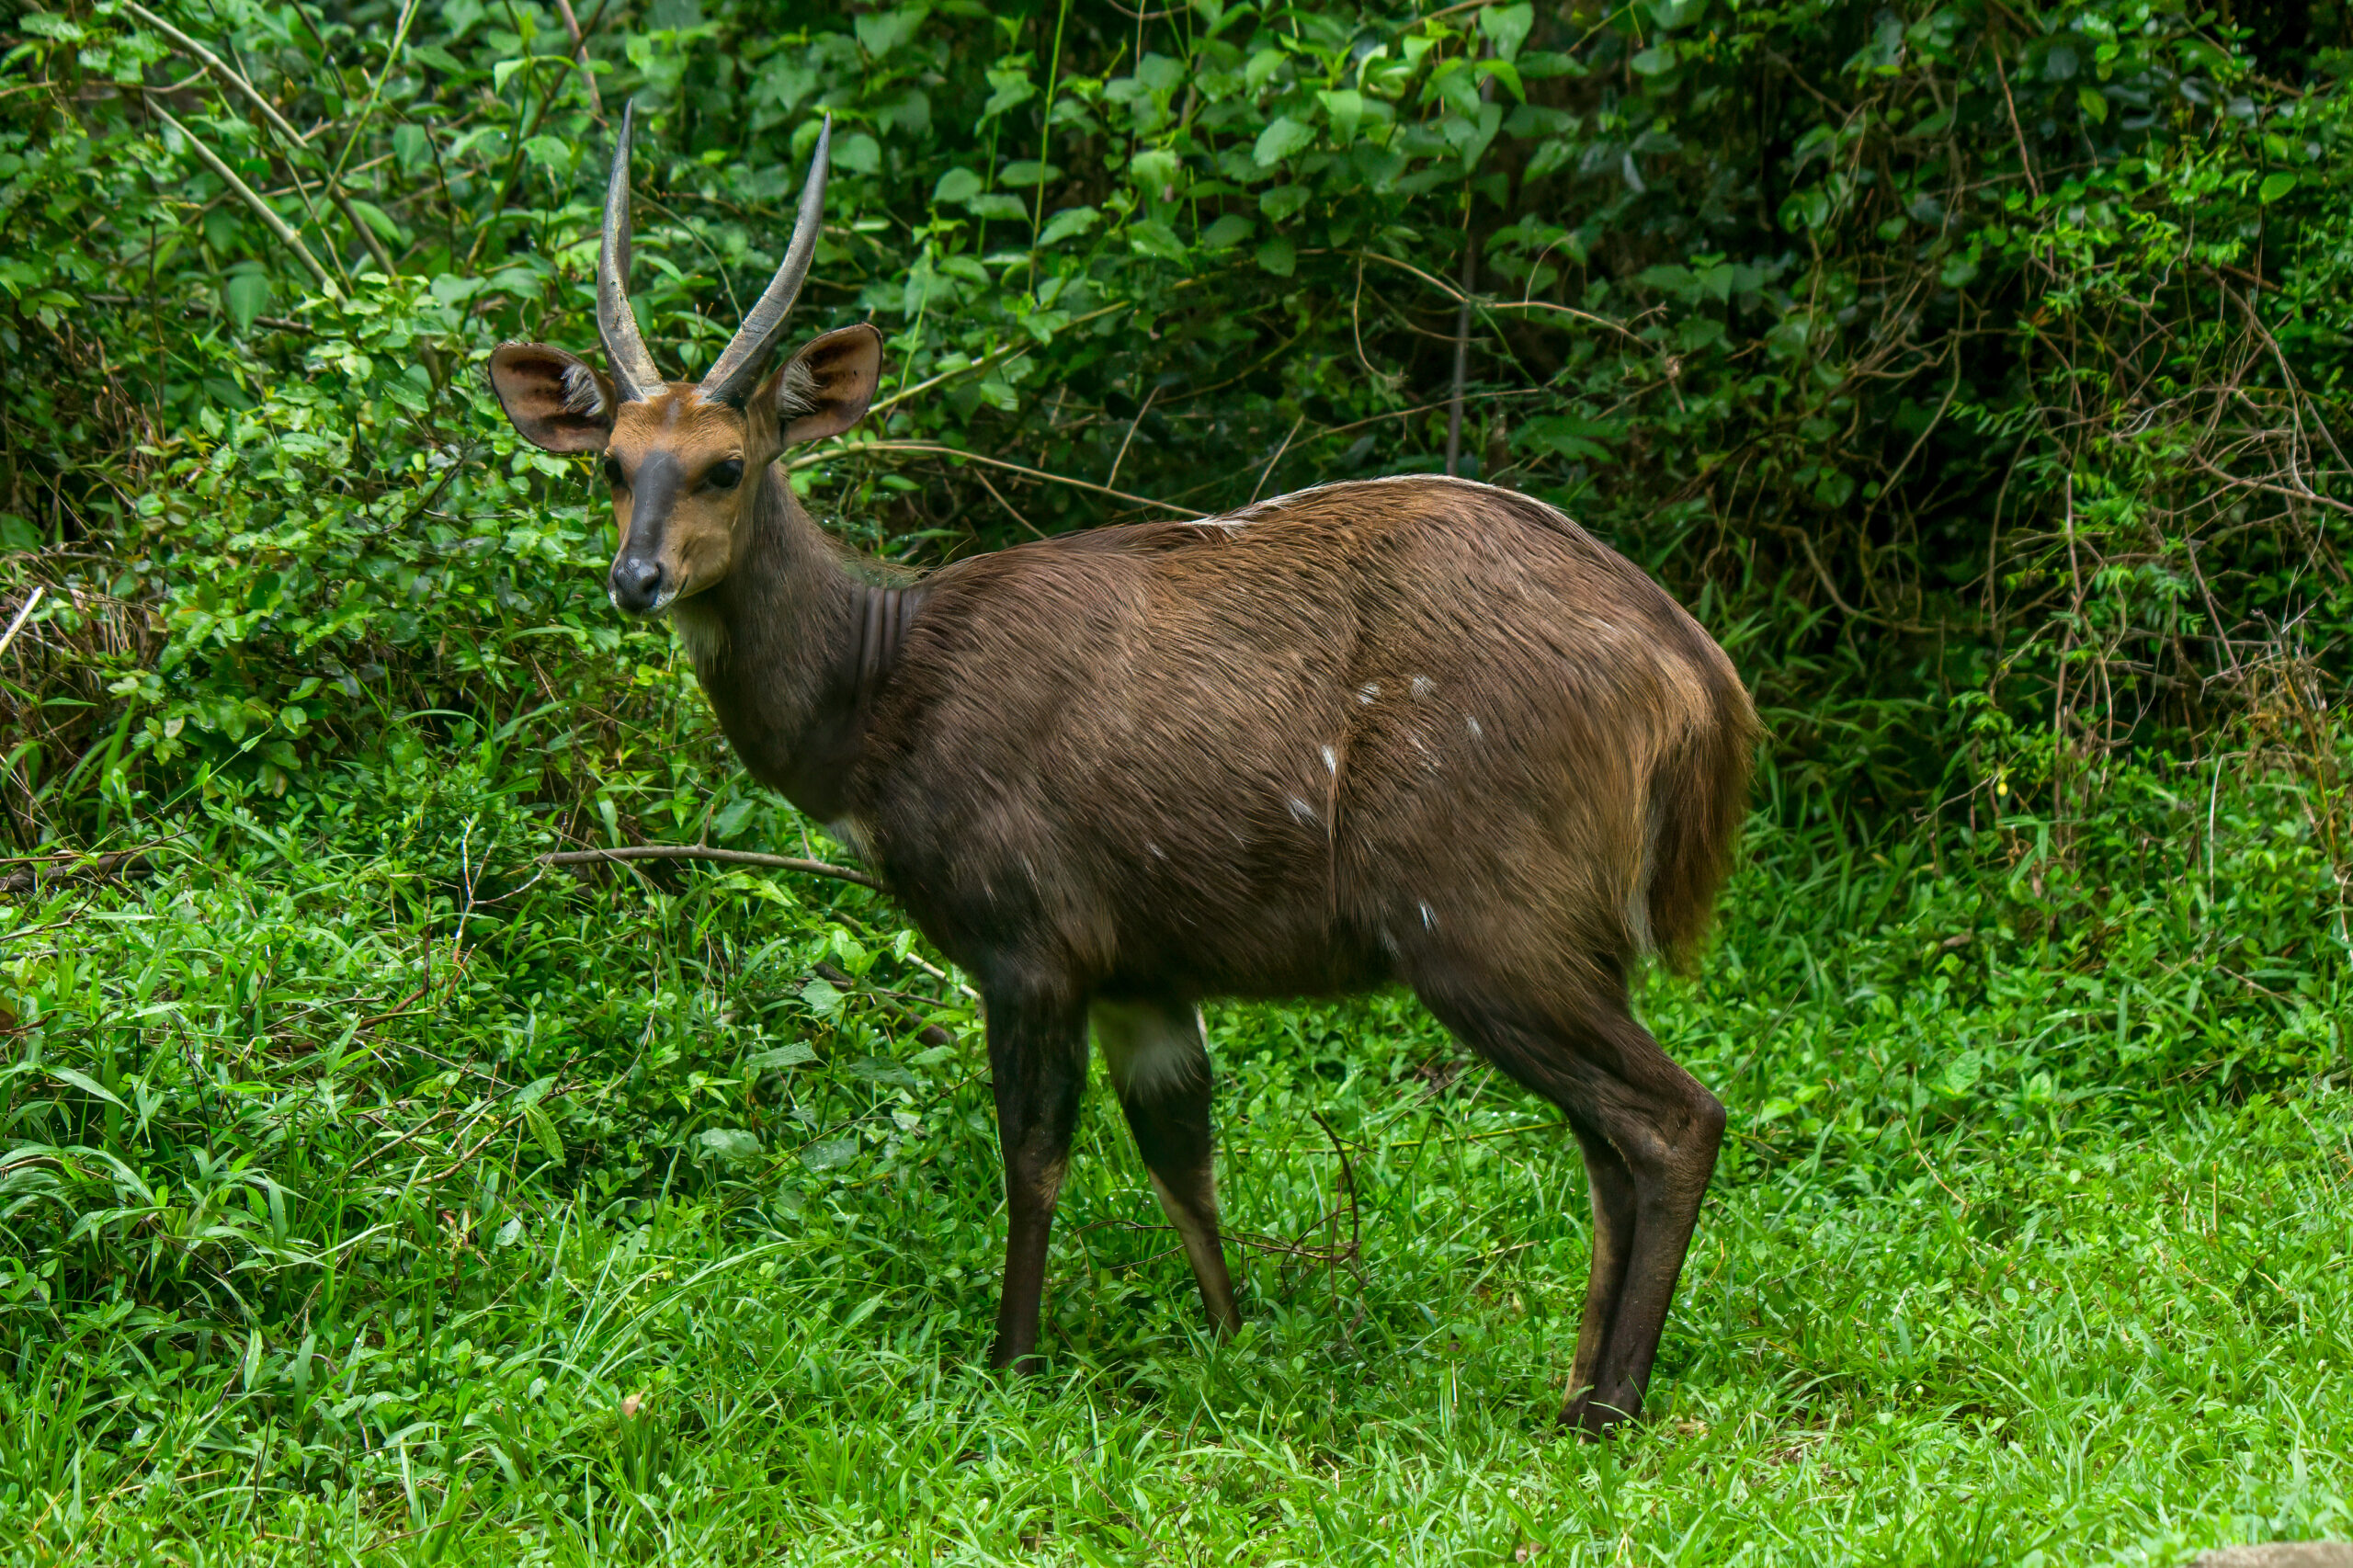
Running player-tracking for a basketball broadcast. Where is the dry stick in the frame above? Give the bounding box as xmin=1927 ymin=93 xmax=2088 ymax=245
xmin=1336 ymin=249 xmax=1653 ymax=353
xmin=972 ymin=468 xmax=1047 ymax=540
xmin=1105 ymin=383 xmax=1158 ymax=491
xmin=1251 ymin=414 xmax=1305 ymax=505
xmin=1992 ymin=49 xmax=2041 ymax=199
xmin=1445 ymin=225 xmax=1477 ymax=477
xmin=146 ymin=104 xmax=331 ymax=287
xmin=0 ymin=586 xmax=44 ymax=660
xmin=789 ymin=442 xmax=1207 ymax=517
xmin=538 ymin=843 xmax=880 ymax=889
xmin=551 ymin=0 xmax=603 ymax=118
xmin=121 ymin=2 xmax=398 ymax=279
xmin=0 ymin=848 xmax=157 ymax=897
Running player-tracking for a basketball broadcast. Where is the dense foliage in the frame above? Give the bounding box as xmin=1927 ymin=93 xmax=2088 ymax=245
xmin=1 ymin=0 xmax=2348 ymax=1560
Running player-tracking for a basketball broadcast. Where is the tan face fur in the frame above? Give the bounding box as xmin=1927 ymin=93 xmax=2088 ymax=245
xmin=488 ymin=324 xmax=885 ymax=615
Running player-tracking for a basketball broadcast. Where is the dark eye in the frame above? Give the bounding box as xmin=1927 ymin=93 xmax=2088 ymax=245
xmin=704 ymin=459 xmax=745 ymax=492
xmin=602 ymin=454 xmax=628 ymax=490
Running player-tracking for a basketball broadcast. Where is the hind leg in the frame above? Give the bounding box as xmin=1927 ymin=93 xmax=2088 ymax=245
xmin=1566 ymin=1122 xmax=1639 ymax=1408
xmin=1418 ymin=979 xmax=1722 ymax=1434
xmin=1092 ymin=998 xmax=1240 ymax=1335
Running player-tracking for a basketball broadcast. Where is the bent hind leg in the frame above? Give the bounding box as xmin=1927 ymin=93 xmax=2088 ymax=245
xmin=1413 ymin=969 xmax=1722 ymax=1433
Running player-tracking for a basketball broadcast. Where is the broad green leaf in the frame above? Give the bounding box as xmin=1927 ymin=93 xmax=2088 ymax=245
xmin=223 ymin=273 xmax=271 ymax=334
xmin=1201 ymin=213 xmax=1253 ymax=250
xmin=999 ymin=161 xmax=1062 ymax=187
xmin=801 ymin=977 xmax=845 ymax=1018
xmin=933 ymin=166 xmax=983 ymax=204
xmin=836 ymin=134 xmax=883 ymax=176
xmin=2258 ymin=171 xmax=2296 ymax=203
xmin=1129 ymin=219 xmax=1188 ymax=263
xmin=745 ymin=1042 xmax=818 ymax=1072
xmin=800 ymin=1135 xmax=859 ymax=1172
xmin=1318 ymin=89 xmax=1364 ymax=143
xmin=1260 ymin=183 xmax=1311 ymax=222
xmin=1039 ymin=206 xmax=1100 ymax=246
xmin=697 ymin=1128 xmax=761 ymax=1164
xmin=521 ymin=1103 xmax=563 ymax=1165
xmin=1254 ymin=116 xmax=1316 ymax=167
xmin=1256 ymin=235 xmax=1296 ymax=277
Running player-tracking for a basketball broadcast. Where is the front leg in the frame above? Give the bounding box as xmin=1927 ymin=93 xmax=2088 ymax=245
xmin=983 ymin=986 xmax=1090 ymax=1371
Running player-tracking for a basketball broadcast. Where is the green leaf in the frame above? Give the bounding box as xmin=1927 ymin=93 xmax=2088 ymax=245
xmin=1317 ymin=89 xmax=1364 ymax=144
xmin=2075 ymin=85 xmax=2108 ymax=124
xmin=46 ymin=1067 xmax=124 ymax=1109
xmin=967 ymin=193 xmax=1029 ymax=221
xmin=845 ymin=1056 xmax=919 ymax=1090
xmin=983 ymin=66 xmax=1036 ymax=119
xmin=836 ymin=134 xmax=883 ymax=176
xmin=696 ymin=1127 xmax=761 ymax=1165
xmin=1201 ymin=213 xmax=1253 ymax=250
xmin=1259 ymin=183 xmax=1311 ymax=222
xmin=522 ymin=134 xmax=572 ymax=172
xmin=1129 ymin=218 xmax=1188 ymax=262
xmin=521 ymin=1103 xmax=563 ymax=1165
xmin=392 ymin=123 xmax=431 ymax=174
xmin=1256 ymin=235 xmax=1296 ymax=277
xmin=1630 ymin=44 xmax=1677 ymax=75
xmin=1254 ymin=116 xmax=1316 ymax=167
xmin=933 ymin=166 xmax=984 ymax=204
xmin=801 ymin=977 xmax=846 ymax=1018
xmin=2258 ymin=171 xmax=2296 ymax=204
xmin=801 ymin=1134 xmax=860 ymax=1172
xmin=223 ymin=273 xmax=271 ymax=334
xmin=999 ymin=161 xmax=1062 ymax=187
xmin=1039 ymin=206 xmax=1100 ymax=246
xmin=745 ymin=1042 xmax=818 ymax=1072
xmin=855 ymin=6 xmax=926 ymax=58
xmin=1477 ymin=2 xmax=1535 ymax=59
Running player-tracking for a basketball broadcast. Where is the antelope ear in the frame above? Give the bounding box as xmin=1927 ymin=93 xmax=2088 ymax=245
xmin=489 ymin=342 xmax=616 ymax=452
xmin=770 ymin=324 xmax=883 ymax=445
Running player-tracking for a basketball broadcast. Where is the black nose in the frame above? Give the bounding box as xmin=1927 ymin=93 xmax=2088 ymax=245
xmin=610 ymin=557 xmax=664 ymax=613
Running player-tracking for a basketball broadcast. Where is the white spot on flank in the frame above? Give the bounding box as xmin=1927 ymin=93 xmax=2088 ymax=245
xmin=1411 ymin=675 xmax=1436 ymax=699
xmin=1419 ymin=901 xmax=1437 ymax=930
xmin=1147 ymin=840 xmax=1166 ymax=860
xmin=1357 ymin=682 xmax=1381 ymax=704
xmin=1320 ymin=744 xmax=1338 ymax=774
xmin=1466 ymin=716 xmax=1483 ymax=740
xmin=1287 ymin=795 xmax=1317 ymax=824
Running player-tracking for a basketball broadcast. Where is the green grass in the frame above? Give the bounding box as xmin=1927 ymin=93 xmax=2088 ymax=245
xmin=3 ymin=755 xmax=2349 ymax=1565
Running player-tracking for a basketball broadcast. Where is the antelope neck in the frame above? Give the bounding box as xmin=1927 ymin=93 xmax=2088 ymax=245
xmin=675 ymin=463 xmax=924 ymax=824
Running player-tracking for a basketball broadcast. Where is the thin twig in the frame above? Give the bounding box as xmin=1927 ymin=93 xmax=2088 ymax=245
xmin=121 ymin=2 xmax=399 ymax=278
xmin=1106 ymin=384 xmax=1158 ymax=490
xmin=792 ymin=441 xmax=1207 ymax=517
xmin=972 ymin=468 xmax=1047 ymax=540
xmin=539 ymin=843 xmax=880 ymax=889
xmin=148 ymin=104 xmax=330 ymax=286
xmin=552 ymin=0 xmax=604 ymax=117
xmin=1250 ymin=415 xmax=1305 ymax=504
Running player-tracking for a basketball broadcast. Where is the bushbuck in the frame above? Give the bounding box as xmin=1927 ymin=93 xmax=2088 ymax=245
xmin=488 ymin=109 xmax=1759 ymax=1434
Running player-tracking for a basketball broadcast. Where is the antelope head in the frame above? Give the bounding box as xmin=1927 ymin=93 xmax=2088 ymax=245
xmin=489 ymin=107 xmax=882 ymax=615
